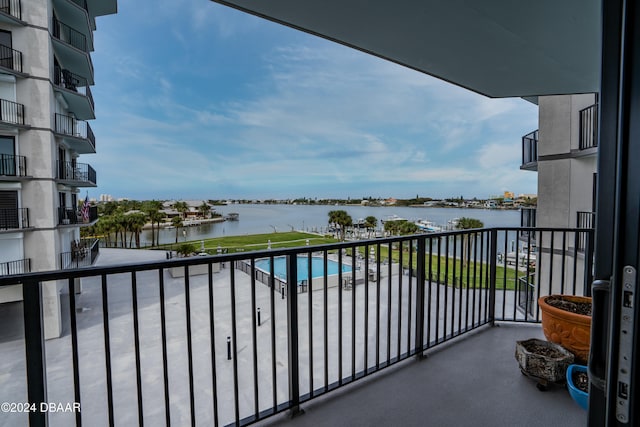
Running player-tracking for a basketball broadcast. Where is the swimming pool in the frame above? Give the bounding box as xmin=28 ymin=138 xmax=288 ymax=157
xmin=255 ymin=256 xmax=352 ymax=282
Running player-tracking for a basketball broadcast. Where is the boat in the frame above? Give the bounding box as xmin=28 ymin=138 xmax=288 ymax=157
xmin=414 ymin=219 xmax=442 ymax=233
xmin=381 ymin=214 xmax=406 ymax=224
xmin=225 ymin=213 xmax=239 ymax=221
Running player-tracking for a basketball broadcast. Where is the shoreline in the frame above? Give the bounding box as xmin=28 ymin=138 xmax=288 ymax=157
xmin=142 ymin=216 xmax=225 ymax=230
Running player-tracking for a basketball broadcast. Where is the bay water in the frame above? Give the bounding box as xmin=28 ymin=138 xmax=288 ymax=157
xmin=142 ymin=204 xmax=520 ymax=246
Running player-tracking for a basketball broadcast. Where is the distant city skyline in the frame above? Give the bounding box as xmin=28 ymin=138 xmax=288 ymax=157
xmin=89 ymin=0 xmax=538 ymax=201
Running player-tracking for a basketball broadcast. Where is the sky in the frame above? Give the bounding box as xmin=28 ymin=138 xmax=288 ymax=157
xmin=88 ymin=0 xmax=539 ymax=201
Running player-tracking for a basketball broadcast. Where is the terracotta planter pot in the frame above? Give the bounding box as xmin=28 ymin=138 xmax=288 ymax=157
xmin=539 ymin=295 xmax=592 ymax=364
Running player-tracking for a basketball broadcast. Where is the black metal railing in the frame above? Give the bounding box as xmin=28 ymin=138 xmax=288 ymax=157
xmin=57 ymin=160 xmax=96 ymax=185
xmin=0 ymin=0 xmax=21 ymax=20
xmin=521 ymin=129 xmax=538 ymax=168
xmin=579 ymin=104 xmax=598 ymax=150
xmin=0 ymin=258 xmax=29 ymax=275
xmin=0 ymin=43 xmax=22 ymax=73
xmin=58 ymin=205 xmax=98 ymax=225
xmin=0 ymin=98 xmax=24 ymax=125
xmin=53 ymin=65 xmax=95 ymax=111
xmin=0 ymin=153 xmax=26 ymax=176
xmin=519 ymin=207 xmax=537 ymax=242
xmin=577 ymin=211 xmax=596 ymax=252
xmin=0 ymin=227 xmax=594 ymax=427
xmin=52 ymin=17 xmax=87 ymax=52
xmin=59 ymin=238 xmax=99 ymax=269
xmin=0 ymin=207 xmax=28 ymax=229
xmin=54 ymin=113 xmax=96 ymax=150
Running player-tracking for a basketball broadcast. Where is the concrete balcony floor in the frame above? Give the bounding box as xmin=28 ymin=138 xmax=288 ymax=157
xmin=259 ymin=323 xmax=587 ymax=427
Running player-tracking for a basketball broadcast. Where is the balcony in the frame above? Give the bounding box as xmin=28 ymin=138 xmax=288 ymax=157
xmin=56 ymin=160 xmax=97 ymax=186
xmin=0 ymin=43 xmax=23 ymax=75
xmin=0 ymin=98 xmax=25 ymax=128
xmin=58 ymin=205 xmax=98 ymax=226
xmin=0 ymin=207 xmax=28 ymax=230
xmin=51 ymin=17 xmax=93 ymax=83
xmin=579 ymin=104 xmax=598 ymax=151
xmin=0 ymin=0 xmax=22 ymax=24
xmin=53 ymin=0 xmax=94 ymax=44
xmin=0 ymin=258 xmax=29 ymax=276
xmin=59 ymin=237 xmax=99 ymax=269
xmin=54 ymin=113 xmax=96 ymax=154
xmin=0 ymin=154 xmax=27 ymax=178
xmin=53 ymin=66 xmax=95 ymax=120
xmin=0 ymin=227 xmax=592 ymax=426
xmin=520 ymin=130 xmax=538 ymax=171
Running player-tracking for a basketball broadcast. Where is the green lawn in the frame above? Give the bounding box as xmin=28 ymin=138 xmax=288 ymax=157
xmin=348 ymin=244 xmax=526 ymax=291
xmin=158 ymin=232 xmax=339 ymax=254
xmin=159 ymin=232 xmax=526 ymax=290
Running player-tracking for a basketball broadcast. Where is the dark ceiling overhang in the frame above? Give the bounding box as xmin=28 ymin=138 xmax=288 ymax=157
xmin=210 ymin=0 xmax=601 ymax=99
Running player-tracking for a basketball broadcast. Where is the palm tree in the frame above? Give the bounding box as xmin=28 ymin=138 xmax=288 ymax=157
xmin=456 ymin=217 xmax=485 ymax=267
xmin=328 ymin=210 xmax=353 ymax=241
xmin=364 ymin=216 xmax=377 ymax=238
xmin=127 ymin=212 xmax=147 ymax=248
xmin=172 ymin=216 xmax=184 ymax=243
xmin=198 ymin=202 xmax=211 ymax=218
xmin=174 ymin=201 xmax=189 ymax=219
xmin=149 ymin=210 xmax=165 ymax=247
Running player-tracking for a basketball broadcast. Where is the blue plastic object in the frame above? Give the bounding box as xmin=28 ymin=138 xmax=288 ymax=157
xmin=566 ymin=364 xmax=588 ymax=410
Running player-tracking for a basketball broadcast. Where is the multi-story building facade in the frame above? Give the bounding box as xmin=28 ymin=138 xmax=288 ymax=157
xmin=519 ymin=93 xmax=598 ymax=304
xmin=0 ymin=0 xmax=116 ymax=338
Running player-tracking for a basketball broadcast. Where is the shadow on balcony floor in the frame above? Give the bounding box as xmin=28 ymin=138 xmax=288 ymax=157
xmin=260 ymin=323 xmax=586 ymax=427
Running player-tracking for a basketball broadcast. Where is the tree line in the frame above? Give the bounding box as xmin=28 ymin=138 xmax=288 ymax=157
xmin=81 ymin=200 xmax=214 ymax=248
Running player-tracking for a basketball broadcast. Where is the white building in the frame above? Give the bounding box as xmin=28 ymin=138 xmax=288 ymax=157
xmin=0 ymin=0 xmax=117 ymax=338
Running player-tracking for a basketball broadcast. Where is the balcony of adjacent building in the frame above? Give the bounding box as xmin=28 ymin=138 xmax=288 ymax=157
xmin=0 ymin=228 xmax=591 ymax=426
xmin=0 ymin=206 xmax=28 ymax=231
xmin=0 ymin=43 xmax=24 ymax=77
xmin=53 ymin=0 xmax=95 ymax=40
xmin=57 ymin=204 xmax=98 ymax=227
xmin=59 ymin=237 xmax=99 ymax=269
xmin=579 ymin=103 xmax=598 ymax=152
xmin=0 ymin=257 xmax=29 ymax=276
xmin=54 ymin=113 xmax=96 ymax=154
xmin=0 ymin=98 xmax=25 ymax=129
xmin=520 ymin=129 xmax=538 ymax=171
xmin=56 ymin=160 xmax=96 ymax=187
xmin=0 ymin=154 xmax=27 ymax=181
xmin=577 ymin=211 xmax=596 ymax=253
xmin=0 ymin=0 xmax=24 ymax=25
xmin=519 ymin=207 xmax=536 ymax=244
xmin=51 ymin=16 xmax=94 ymax=83
xmin=53 ymin=65 xmax=95 ymax=120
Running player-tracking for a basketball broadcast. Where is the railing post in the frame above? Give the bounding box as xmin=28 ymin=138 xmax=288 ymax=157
xmin=415 ymin=236 xmax=426 ymax=357
xmin=23 ymin=280 xmax=48 ymax=427
xmin=286 ymin=254 xmax=303 ymax=417
xmin=488 ymin=229 xmax=498 ymax=325
xmin=584 ymin=229 xmax=595 ymax=297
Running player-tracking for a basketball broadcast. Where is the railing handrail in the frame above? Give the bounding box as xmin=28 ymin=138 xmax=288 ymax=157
xmin=0 ymin=153 xmax=27 ymax=176
xmin=0 ymin=97 xmax=25 ymax=125
xmin=0 ymin=42 xmax=23 ymax=73
xmin=0 ymin=226 xmax=593 ymax=284
xmin=52 ymin=16 xmax=87 ymax=52
xmin=521 ymin=129 xmax=538 ymax=165
xmin=54 ymin=114 xmax=95 ymax=150
xmin=579 ymin=103 xmax=598 ymax=150
xmin=0 ymin=0 xmax=21 ymax=21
